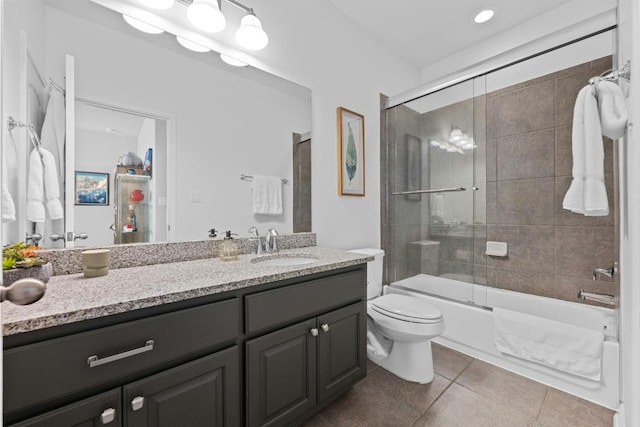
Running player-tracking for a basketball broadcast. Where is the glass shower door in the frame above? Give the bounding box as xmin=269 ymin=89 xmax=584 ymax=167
xmin=386 ymin=77 xmax=487 ymax=303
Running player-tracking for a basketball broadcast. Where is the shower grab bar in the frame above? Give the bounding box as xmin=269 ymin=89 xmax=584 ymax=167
xmin=391 ymin=187 xmax=466 ymax=196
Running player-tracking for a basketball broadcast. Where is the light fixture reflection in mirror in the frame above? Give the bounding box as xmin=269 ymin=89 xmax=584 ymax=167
xmin=220 ymin=53 xmax=248 ymax=67
xmin=122 ymin=14 xmax=164 ymax=34
xmin=176 ymin=36 xmax=211 ymax=52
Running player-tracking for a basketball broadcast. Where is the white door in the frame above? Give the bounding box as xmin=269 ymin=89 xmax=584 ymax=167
xmin=63 ymin=54 xmax=76 ymax=248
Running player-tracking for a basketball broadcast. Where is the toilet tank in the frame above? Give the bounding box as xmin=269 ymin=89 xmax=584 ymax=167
xmin=349 ymin=248 xmax=385 ymax=299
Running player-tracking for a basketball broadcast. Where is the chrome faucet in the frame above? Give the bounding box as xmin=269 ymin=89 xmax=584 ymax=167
xmin=248 ymin=226 xmax=263 ymax=255
xmin=265 ymin=228 xmax=279 ymax=253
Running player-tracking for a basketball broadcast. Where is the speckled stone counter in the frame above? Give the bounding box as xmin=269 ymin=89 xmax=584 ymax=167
xmin=2 ymin=247 xmax=372 ymax=336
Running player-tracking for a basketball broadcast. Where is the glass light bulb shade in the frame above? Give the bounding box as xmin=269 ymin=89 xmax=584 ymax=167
xmin=474 ymin=9 xmax=494 ymax=23
xmin=176 ymin=36 xmax=210 ymax=52
xmin=123 ymin=14 xmax=164 ymax=34
xmin=138 ymin=0 xmax=174 ymax=10
xmin=187 ymin=0 xmax=226 ymax=33
xmin=236 ymin=14 xmax=269 ymax=50
xmin=220 ymin=54 xmax=248 ymax=67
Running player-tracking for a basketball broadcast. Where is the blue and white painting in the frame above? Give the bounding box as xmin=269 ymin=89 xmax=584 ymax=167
xmin=75 ymin=171 xmax=109 ymax=205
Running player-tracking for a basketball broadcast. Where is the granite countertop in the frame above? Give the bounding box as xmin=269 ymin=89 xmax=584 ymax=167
xmin=2 ymin=247 xmax=372 ymax=336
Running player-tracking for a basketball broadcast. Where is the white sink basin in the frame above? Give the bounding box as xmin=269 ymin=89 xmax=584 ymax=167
xmin=251 ymin=256 xmax=318 ymax=267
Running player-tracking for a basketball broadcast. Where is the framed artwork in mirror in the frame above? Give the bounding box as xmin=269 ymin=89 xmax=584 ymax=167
xmin=75 ymin=171 xmax=109 ymax=206
xmin=337 ymin=107 xmax=365 ymax=196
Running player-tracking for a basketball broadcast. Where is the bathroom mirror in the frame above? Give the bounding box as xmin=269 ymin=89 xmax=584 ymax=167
xmin=1 ymin=0 xmax=312 ymax=248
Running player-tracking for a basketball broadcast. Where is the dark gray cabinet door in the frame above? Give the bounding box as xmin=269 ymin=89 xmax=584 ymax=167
xmin=9 ymin=389 xmax=121 ymax=427
xmin=317 ymin=302 xmax=366 ymax=403
xmin=246 ymin=319 xmax=317 ymax=427
xmin=124 ymin=347 xmax=239 ymax=427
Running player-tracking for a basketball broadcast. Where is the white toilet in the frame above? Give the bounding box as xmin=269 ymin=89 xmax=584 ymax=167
xmin=350 ymin=248 xmax=445 ymax=384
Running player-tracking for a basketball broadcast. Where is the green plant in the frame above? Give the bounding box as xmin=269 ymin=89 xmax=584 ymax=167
xmin=2 ymin=242 xmax=48 ymax=270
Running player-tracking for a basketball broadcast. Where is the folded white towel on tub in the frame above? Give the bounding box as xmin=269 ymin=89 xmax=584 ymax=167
xmin=493 ymin=307 xmax=604 ymax=381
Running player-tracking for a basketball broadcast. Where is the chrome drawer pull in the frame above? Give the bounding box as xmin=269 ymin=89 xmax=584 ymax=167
xmin=100 ymin=408 xmax=116 ymax=424
xmin=87 ymin=340 xmax=155 ymax=368
xmin=131 ymin=396 xmax=145 ymax=411
xmin=310 ymin=328 xmax=318 ymax=336
xmin=321 ymin=323 xmax=330 ymax=332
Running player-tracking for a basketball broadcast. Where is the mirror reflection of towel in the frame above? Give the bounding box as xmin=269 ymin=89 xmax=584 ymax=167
xmin=431 ymin=193 xmax=445 ymax=217
xmin=251 ymin=175 xmax=283 ymax=215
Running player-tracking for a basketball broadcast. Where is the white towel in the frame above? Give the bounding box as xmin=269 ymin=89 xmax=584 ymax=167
xmin=431 ymin=193 xmax=444 ymax=217
xmin=2 ymin=148 xmax=16 ymax=223
xmin=597 ymin=81 xmax=628 ymax=139
xmin=562 ymin=86 xmax=609 ymax=216
xmin=251 ymin=175 xmax=283 ymax=215
xmin=26 ymin=147 xmax=63 ymax=223
xmin=2 ymin=180 xmax=16 ymax=223
xmin=494 ymin=308 xmax=603 ymax=381
xmin=27 ymin=149 xmax=46 ymax=223
xmin=42 ymin=148 xmax=63 ymax=220
xmin=366 ymin=317 xmax=392 ymax=359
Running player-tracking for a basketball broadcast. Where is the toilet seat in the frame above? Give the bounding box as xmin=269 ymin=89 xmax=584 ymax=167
xmin=370 ymin=294 xmax=443 ymax=324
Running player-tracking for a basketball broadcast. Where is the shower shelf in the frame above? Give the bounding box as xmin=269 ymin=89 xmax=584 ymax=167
xmin=391 ymin=187 xmax=466 ymax=196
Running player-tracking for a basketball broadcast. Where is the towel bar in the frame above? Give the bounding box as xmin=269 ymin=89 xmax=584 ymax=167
xmin=391 ymin=187 xmax=465 ymax=196
xmin=240 ymin=174 xmax=288 ymax=184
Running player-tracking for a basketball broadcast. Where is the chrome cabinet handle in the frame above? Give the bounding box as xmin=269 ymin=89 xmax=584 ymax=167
xmin=310 ymin=328 xmax=318 ymax=337
xmin=50 ymin=233 xmax=65 ymax=242
xmin=100 ymin=408 xmax=116 ymax=424
xmin=0 ymin=278 xmax=46 ymax=305
xmin=131 ymin=396 xmax=145 ymax=411
xmin=321 ymin=323 xmax=330 ymax=332
xmin=87 ymin=340 xmax=154 ymax=368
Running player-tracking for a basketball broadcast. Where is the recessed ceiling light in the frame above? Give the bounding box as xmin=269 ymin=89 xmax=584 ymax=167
xmin=474 ymin=9 xmax=494 ymax=24
xmin=220 ymin=54 xmax=248 ymax=67
xmin=122 ymin=15 xmax=164 ymax=34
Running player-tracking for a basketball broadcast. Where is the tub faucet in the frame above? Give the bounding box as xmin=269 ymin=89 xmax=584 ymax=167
xmin=265 ymin=228 xmax=279 ymax=253
xmin=593 ymin=265 xmax=616 ymax=280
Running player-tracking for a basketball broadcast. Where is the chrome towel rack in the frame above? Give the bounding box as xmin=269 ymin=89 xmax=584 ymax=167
xmin=588 ymin=60 xmax=631 ymax=86
xmin=391 ymin=187 xmax=466 ymax=196
xmin=240 ymin=174 xmax=289 ymax=184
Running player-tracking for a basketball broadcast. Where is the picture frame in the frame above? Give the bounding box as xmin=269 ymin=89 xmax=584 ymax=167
xmin=337 ymin=107 xmax=365 ymax=196
xmin=75 ymin=171 xmax=109 ymax=206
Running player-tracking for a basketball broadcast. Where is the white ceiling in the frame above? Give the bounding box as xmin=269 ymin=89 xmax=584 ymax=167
xmin=76 ymin=102 xmax=146 ymax=139
xmin=326 ymin=0 xmax=575 ymax=69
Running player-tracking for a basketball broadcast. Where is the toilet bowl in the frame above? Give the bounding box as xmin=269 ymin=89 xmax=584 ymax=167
xmin=349 ymin=248 xmax=446 ymax=384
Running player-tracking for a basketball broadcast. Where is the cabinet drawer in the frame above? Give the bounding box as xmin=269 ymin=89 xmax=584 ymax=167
xmin=245 ymin=268 xmax=365 ymax=335
xmin=4 ymin=298 xmax=239 ymax=416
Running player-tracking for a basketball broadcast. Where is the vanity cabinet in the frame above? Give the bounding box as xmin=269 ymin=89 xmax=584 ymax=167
xmin=245 ymin=269 xmax=367 ymax=427
xmin=4 ymin=264 xmax=367 ymax=427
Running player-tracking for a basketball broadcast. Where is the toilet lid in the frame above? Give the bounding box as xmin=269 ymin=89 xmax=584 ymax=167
xmin=371 ymin=294 xmax=442 ymax=323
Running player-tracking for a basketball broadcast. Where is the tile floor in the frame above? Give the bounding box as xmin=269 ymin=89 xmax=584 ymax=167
xmin=303 ymin=343 xmax=614 ymax=427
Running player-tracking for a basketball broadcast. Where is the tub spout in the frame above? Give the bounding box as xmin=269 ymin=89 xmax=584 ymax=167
xmin=578 ymin=289 xmax=616 ymax=306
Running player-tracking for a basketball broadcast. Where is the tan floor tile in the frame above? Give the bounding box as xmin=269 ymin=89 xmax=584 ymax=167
xmin=368 ymin=367 xmax=450 ymax=412
xmin=455 ymin=359 xmax=547 ymax=418
xmin=432 ymin=343 xmax=473 ymax=380
xmin=367 ymin=358 xmax=379 ymax=373
xmin=319 ymin=375 xmax=422 ymax=427
xmin=299 ymin=412 xmax=334 ymax=427
xmin=536 ymin=388 xmax=614 ymax=427
xmin=415 ymin=382 xmax=536 ymax=427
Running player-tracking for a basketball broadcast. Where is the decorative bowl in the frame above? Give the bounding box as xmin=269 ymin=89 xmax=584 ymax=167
xmin=3 ymin=262 xmax=53 ymax=287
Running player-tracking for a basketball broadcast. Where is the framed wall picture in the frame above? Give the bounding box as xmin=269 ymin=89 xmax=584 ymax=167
xmin=75 ymin=171 xmax=109 ymax=206
xmin=337 ymin=107 xmax=365 ymax=196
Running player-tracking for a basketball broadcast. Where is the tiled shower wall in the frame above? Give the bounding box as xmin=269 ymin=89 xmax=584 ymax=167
xmin=482 ymin=56 xmax=618 ymax=304
xmin=382 ymin=56 xmax=619 ymax=305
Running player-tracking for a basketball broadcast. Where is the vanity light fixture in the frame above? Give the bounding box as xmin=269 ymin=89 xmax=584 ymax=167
xmin=122 ymin=14 xmax=164 ymax=34
xmin=137 ymin=0 xmax=175 ymax=10
xmin=176 ymin=36 xmax=211 ymax=52
xmin=186 ymin=0 xmax=226 ymax=33
xmin=474 ymin=9 xmax=495 ymax=24
xmin=220 ymin=53 xmax=248 ymax=67
xmin=235 ymin=10 xmax=269 ymax=51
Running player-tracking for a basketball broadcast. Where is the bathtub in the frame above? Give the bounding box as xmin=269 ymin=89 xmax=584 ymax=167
xmin=387 ymin=274 xmax=619 ymax=410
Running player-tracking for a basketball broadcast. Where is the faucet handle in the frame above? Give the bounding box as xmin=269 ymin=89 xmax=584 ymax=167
xmin=248 ymin=226 xmax=259 ymax=237
xmin=593 ymin=265 xmax=617 ymax=280
xmin=267 ymin=228 xmax=279 ymax=253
